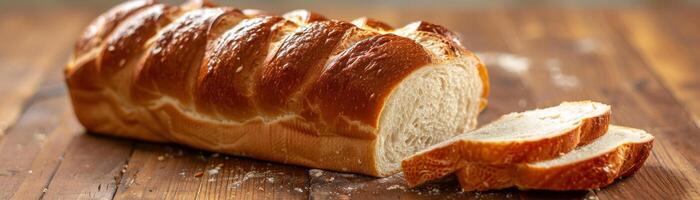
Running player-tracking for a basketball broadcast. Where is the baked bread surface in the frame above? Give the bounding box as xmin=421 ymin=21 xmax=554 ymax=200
xmin=65 ymin=0 xmax=488 ymax=176
xmin=456 ymin=125 xmax=654 ymax=191
xmin=401 ymin=101 xmax=611 ymax=186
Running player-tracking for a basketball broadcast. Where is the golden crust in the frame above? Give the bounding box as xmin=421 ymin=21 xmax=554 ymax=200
xmin=131 ymin=8 xmax=244 ymax=104
xmin=305 ymin=34 xmax=432 ymax=140
xmin=195 ymin=16 xmax=285 ymax=120
xmin=64 ymin=1 xmax=487 ymax=177
xmin=73 ymin=0 xmax=155 ymax=58
xmin=457 ymin=134 xmax=653 ymax=191
xmin=401 ymin=110 xmax=611 ymax=187
xmin=66 ymin=0 xmax=155 ymax=91
xmin=100 ymin=4 xmax=173 ymax=80
xmin=257 ymin=21 xmax=355 ymax=115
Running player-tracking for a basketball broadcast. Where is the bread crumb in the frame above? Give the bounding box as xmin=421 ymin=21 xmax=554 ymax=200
xmin=207 ymin=168 xmax=219 ymax=176
xmin=194 ymin=171 xmax=204 ymax=177
xmin=294 ymin=187 xmax=304 ymax=193
xmin=157 ymin=156 xmax=165 ymax=161
xmin=258 ymin=187 xmax=264 ymax=191
xmin=27 ymin=170 xmax=32 ymax=174
xmin=309 ymin=169 xmax=324 ymax=177
xmin=386 ymin=185 xmax=405 ymax=191
xmin=342 ymin=186 xmax=357 ymax=192
xmin=429 ymin=187 xmax=440 ymax=195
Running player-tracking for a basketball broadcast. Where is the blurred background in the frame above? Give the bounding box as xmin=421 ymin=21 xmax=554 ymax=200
xmin=2 ymin=0 xmax=700 ymax=10
xmin=2 ymin=0 xmax=700 ymax=19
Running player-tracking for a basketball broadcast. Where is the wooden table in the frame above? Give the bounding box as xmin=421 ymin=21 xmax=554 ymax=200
xmin=1 ymin=7 xmax=699 ymax=199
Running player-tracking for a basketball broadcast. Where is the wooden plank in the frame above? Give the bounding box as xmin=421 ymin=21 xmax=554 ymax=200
xmin=309 ymin=171 xmax=519 ymax=199
xmin=41 ymin=134 xmax=133 ymax=199
xmin=1 ymin=8 xmax=696 ymax=199
xmin=589 ymin=9 xmax=700 ymax=200
xmin=596 ymin=10 xmax=700 ymax=167
xmin=0 ymin=10 xmax=92 ymax=199
xmin=490 ymin=9 xmax=700 ymax=199
xmin=614 ymin=9 xmax=700 ymax=128
xmin=113 ymin=144 xmax=309 ymax=199
xmin=0 ymin=11 xmax=87 ymax=136
xmin=9 ymin=110 xmax=83 ymax=200
xmin=0 ymin=97 xmax=75 ymax=199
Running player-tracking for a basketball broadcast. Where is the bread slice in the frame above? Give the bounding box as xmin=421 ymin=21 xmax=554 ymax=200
xmin=457 ymin=125 xmax=654 ymax=191
xmin=401 ymin=101 xmax=611 ymax=187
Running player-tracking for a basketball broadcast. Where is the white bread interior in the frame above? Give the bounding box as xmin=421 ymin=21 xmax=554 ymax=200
xmin=456 ymin=101 xmax=610 ymax=142
xmin=401 ymin=101 xmax=611 ymax=186
xmin=375 ymin=57 xmax=483 ymax=175
xmin=531 ymin=125 xmax=653 ymax=167
xmin=456 ymin=125 xmax=654 ymax=191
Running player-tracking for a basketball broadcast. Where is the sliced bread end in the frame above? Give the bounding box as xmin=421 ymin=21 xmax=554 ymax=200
xmin=457 ymin=125 xmax=654 ymax=191
xmin=401 ymin=101 xmax=611 ymax=187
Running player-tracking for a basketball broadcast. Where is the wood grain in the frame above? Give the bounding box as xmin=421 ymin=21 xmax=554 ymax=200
xmin=112 ymin=144 xmax=310 ymax=199
xmin=1 ymin=8 xmax=700 ymax=200
xmin=41 ymin=134 xmax=133 ymax=199
xmin=0 ymin=11 xmax=86 ymax=135
xmin=615 ymin=9 xmax=700 ymax=128
xmin=0 ymin=97 xmax=74 ymax=199
xmin=496 ymin=9 xmax=700 ymax=199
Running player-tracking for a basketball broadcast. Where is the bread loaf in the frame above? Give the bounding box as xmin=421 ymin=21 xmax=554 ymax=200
xmin=401 ymin=101 xmax=610 ymax=186
xmin=456 ymin=125 xmax=654 ymax=191
xmin=64 ymin=0 xmax=488 ymax=177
